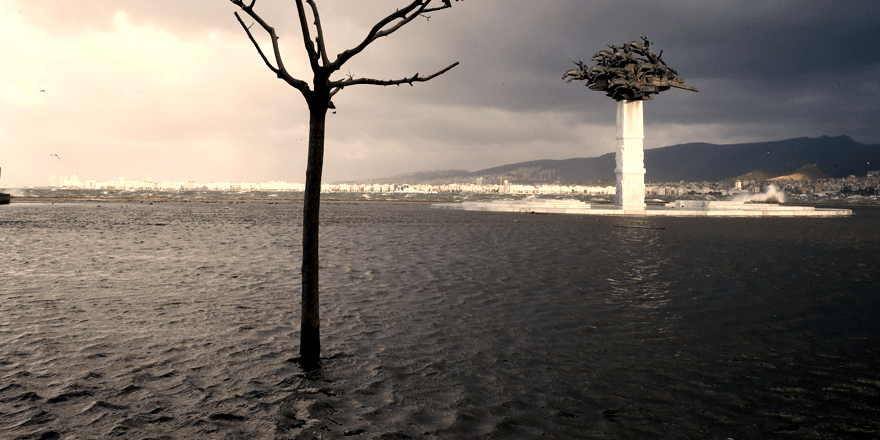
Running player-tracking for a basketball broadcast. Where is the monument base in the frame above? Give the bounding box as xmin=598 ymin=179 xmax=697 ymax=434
xmin=615 ymin=174 xmax=646 ymax=210
xmin=615 ymin=100 xmax=646 ymax=210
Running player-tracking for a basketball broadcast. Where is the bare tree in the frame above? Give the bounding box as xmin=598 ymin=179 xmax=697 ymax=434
xmin=229 ymin=0 xmax=461 ymax=370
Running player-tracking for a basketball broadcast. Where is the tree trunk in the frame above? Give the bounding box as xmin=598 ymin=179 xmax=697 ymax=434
xmin=300 ymin=97 xmax=327 ymax=370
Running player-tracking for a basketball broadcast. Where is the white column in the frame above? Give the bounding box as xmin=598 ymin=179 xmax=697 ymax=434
xmin=615 ymin=100 xmax=646 ymax=210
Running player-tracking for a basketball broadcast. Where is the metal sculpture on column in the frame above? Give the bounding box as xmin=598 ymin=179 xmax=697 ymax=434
xmin=563 ymin=36 xmax=698 ymax=211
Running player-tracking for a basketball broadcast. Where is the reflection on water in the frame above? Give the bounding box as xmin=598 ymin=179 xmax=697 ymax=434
xmin=604 ymin=217 xmax=672 ymax=315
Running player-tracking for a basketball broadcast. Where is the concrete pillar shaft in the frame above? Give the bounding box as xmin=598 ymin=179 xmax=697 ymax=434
xmin=615 ymin=100 xmax=646 ymax=209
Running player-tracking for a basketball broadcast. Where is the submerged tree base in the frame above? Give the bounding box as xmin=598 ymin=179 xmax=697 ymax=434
xmin=288 ymin=356 xmax=322 ymax=372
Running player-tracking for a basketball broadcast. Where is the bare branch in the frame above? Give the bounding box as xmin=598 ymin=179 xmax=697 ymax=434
xmin=232 ymin=12 xmax=274 ymax=71
xmin=305 ymin=0 xmax=330 ymax=66
xmin=231 ymin=3 xmax=310 ymax=93
xmin=232 ymin=0 xmax=460 ymax=102
xmin=372 ymin=1 xmax=432 ymax=39
xmin=330 ymin=61 xmax=459 ymax=91
xmin=423 ymin=0 xmax=460 ymax=13
xmin=330 ymin=0 xmax=461 ymax=71
xmin=294 ymin=0 xmax=320 ymax=70
xmin=330 ymin=0 xmax=426 ymax=70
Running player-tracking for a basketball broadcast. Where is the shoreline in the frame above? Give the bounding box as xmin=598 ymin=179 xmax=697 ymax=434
xmin=3 ymin=196 xmax=876 ymax=208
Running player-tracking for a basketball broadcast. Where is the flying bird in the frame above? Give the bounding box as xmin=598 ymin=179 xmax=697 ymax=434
xmin=40 ymin=90 xmax=46 ymax=93
xmin=50 ymin=154 xmax=60 ymax=160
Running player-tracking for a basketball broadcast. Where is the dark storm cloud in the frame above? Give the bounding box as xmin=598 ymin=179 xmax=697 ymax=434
xmin=423 ymin=0 xmax=878 ymax=168
xmin=380 ymin=1 xmax=878 ymax=131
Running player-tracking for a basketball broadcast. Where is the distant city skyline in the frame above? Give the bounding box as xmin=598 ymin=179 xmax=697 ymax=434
xmin=23 ymin=172 xmax=880 ymax=201
xmin=42 ymin=172 xmax=617 ymax=195
xmin=47 ymin=174 xmax=306 ymax=192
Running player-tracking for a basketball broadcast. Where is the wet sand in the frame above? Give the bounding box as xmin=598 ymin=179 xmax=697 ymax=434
xmin=2 ymin=200 xmax=879 ymax=439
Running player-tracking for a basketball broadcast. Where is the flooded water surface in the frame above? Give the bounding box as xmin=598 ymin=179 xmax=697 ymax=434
xmin=2 ymin=201 xmax=879 ymax=439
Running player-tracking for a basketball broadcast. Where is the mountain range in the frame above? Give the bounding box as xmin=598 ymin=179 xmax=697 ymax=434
xmin=359 ymin=136 xmax=880 ymax=185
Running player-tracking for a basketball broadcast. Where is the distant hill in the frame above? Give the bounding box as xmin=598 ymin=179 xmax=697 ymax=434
xmin=359 ymin=169 xmax=473 ymax=185
xmin=751 ymin=164 xmax=828 ymax=183
xmin=356 ymin=136 xmax=880 ymax=185
xmin=640 ymin=135 xmax=878 ymax=183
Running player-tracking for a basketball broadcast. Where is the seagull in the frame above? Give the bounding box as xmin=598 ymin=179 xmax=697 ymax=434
xmin=50 ymin=154 xmax=60 ymax=160
xmin=40 ymin=90 xmax=46 ymax=93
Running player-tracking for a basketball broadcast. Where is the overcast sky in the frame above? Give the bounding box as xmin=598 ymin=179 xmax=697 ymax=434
xmin=2 ymin=0 xmax=879 ymax=187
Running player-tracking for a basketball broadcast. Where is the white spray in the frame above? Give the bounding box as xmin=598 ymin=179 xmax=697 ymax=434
xmin=732 ymin=184 xmax=787 ymax=203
